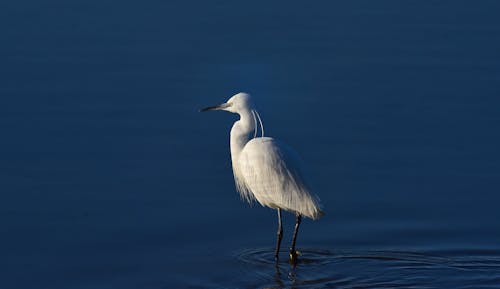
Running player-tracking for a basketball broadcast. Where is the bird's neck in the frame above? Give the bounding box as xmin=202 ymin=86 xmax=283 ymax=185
xmin=230 ymin=110 xmax=255 ymax=163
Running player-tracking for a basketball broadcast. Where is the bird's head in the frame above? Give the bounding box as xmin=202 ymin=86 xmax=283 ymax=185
xmin=200 ymin=92 xmax=254 ymax=114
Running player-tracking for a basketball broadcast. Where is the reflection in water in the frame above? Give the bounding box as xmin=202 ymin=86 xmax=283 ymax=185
xmin=273 ymin=260 xmax=298 ymax=289
xmin=235 ymin=248 xmax=500 ymax=288
xmin=273 ymin=263 xmax=285 ymax=289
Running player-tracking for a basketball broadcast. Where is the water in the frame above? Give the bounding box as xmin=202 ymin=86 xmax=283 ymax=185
xmin=1 ymin=1 xmax=500 ymax=288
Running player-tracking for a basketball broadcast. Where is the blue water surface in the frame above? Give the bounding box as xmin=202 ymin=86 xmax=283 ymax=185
xmin=1 ymin=1 xmax=500 ymax=288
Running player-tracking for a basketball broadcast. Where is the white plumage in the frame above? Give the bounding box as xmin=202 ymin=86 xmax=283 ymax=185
xmin=201 ymin=92 xmax=323 ymax=262
xmin=238 ymin=137 xmax=323 ymax=219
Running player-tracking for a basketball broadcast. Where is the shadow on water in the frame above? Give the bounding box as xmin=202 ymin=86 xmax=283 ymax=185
xmin=233 ymin=248 xmax=500 ymax=288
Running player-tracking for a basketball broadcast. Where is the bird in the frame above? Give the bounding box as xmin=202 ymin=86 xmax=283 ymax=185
xmin=200 ymin=92 xmax=323 ymax=263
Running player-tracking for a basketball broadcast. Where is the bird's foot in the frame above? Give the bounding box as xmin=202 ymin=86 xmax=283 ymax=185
xmin=289 ymin=249 xmax=300 ymax=264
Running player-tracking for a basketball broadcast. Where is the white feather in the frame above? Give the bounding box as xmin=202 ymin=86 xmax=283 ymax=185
xmin=253 ymin=109 xmax=265 ymax=137
xmin=251 ymin=110 xmax=258 ymax=139
xmin=238 ymin=137 xmax=323 ymax=219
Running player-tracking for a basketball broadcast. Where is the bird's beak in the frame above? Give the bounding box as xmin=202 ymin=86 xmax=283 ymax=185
xmin=199 ymin=102 xmax=231 ymax=112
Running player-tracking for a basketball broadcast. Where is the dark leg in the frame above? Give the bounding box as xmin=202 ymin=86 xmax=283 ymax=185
xmin=289 ymin=214 xmax=302 ymax=263
xmin=275 ymin=208 xmax=283 ymax=260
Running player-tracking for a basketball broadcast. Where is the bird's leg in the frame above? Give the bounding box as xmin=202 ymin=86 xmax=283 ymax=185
xmin=289 ymin=214 xmax=302 ymax=264
xmin=275 ymin=208 xmax=283 ymax=260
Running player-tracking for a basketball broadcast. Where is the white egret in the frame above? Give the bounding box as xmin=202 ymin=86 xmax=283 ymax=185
xmin=201 ymin=92 xmax=323 ymax=263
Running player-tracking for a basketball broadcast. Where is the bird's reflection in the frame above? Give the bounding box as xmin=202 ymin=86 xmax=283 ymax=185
xmin=273 ymin=262 xmax=285 ymax=289
xmin=272 ymin=259 xmax=298 ymax=289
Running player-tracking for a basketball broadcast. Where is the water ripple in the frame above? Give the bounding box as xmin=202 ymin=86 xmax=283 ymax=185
xmin=232 ymin=248 xmax=500 ymax=288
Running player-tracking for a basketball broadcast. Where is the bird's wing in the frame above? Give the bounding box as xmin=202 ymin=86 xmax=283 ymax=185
xmin=238 ymin=137 xmax=323 ymax=219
